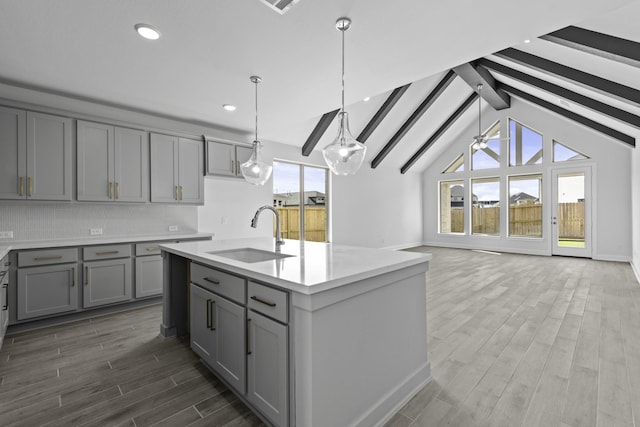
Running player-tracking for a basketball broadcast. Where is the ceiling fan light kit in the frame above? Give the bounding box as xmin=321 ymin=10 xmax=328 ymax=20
xmin=240 ymin=75 xmax=273 ymax=185
xmin=322 ymin=17 xmax=367 ymax=176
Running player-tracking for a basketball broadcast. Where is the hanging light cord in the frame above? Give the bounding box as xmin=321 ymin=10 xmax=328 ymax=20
xmin=477 ymin=84 xmax=482 ymax=138
xmin=254 ymin=79 xmax=259 ymax=142
xmin=341 ymin=23 xmax=345 ymax=114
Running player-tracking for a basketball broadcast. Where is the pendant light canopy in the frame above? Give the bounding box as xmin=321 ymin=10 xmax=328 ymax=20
xmin=322 ymin=17 xmax=367 ymax=176
xmin=241 ymin=75 xmax=273 ymax=185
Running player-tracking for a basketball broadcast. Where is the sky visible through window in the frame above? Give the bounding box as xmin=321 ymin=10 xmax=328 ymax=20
xmin=273 ymin=161 xmax=326 ymax=194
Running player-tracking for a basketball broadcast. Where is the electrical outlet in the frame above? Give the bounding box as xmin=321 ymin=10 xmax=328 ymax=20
xmin=169 ymin=225 xmax=178 ymax=232
xmin=221 ymin=216 xmax=227 ymax=225
xmin=0 ymin=231 xmax=14 ymax=239
xmin=90 ymin=228 xmax=103 ymax=236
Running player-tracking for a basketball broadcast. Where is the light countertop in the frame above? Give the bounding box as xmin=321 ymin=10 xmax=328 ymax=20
xmin=0 ymin=232 xmax=213 ymax=260
xmin=160 ymin=237 xmax=431 ymax=295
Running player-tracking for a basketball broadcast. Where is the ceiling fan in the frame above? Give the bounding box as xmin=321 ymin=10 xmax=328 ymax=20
xmin=470 ymin=83 xmax=508 ymax=150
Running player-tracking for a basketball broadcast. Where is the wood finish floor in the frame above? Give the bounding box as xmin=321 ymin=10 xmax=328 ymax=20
xmin=1 ymin=247 xmax=638 ymax=426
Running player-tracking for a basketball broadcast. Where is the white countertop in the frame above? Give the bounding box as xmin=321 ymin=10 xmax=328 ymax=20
xmin=0 ymin=232 xmax=213 ymax=260
xmin=160 ymin=237 xmax=431 ymax=295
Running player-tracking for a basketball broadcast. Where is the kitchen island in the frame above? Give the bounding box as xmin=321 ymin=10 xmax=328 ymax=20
xmin=160 ymin=237 xmax=431 ymax=427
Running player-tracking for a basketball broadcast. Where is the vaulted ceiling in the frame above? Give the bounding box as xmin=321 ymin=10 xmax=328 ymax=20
xmin=1 ymin=0 xmax=639 ymax=174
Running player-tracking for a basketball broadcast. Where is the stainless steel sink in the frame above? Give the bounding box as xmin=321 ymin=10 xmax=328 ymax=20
xmin=207 ymin=248 xmax=294 ymax=263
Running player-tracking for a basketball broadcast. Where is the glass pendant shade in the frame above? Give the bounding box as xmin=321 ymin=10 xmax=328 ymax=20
xmin=241 ymin=140 xmax=272 ymax=185
xmin=322 ymin=111 xmax=366 ymax=175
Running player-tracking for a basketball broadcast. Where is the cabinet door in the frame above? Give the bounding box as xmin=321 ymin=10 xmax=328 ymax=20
xmin=26 ymin=112 xmax=72 ymax=201
xmin=17 ymin=263 xmax=78 ymax=320
xmin=0 ymin=106 xmax=26 ymax=200
xmin=135 ymin=255 xmax=163 ymax=298
xmin=83 ymin=258 xmax=132 ymax=308
xmin=206 ymin=140 xmax=235 ymax=177
xmin=212 ymin=295 xmax=246 ymax=394
xmin=189 ymin=283 xmax=216 ymax=363
xmin=115 ymin=127 xmax=148 ymax=202
xmin=247 ymin=311 xmax=288 ymax=427
xmin=178 ymin=138 xmax=204 ymax=204
xmin=77 ymin=120 xmax=114 ymax=202
xmin=150 ymin=133 xmax=178 ymax=203
xmin=235 ymin=145 xmax=253 ymax=177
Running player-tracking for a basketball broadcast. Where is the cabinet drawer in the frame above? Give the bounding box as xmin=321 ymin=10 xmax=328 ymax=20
xmin=83 ymin=244 xmax=131 ymax=260
xmin=135 ymin=242 xmax=165 ymax=256
xmin=18 ymin=248 xmax=78 ymax=267
xmin=248 ymin=281 xmax=288 ymax=323
xmin=190 ymin=263 xmax=245 ymax=304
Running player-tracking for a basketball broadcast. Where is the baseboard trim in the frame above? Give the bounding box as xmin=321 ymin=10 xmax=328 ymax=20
xmin=593 ymin=254 xmax=632 ymax=262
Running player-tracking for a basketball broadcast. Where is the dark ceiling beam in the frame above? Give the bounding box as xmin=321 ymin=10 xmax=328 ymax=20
xmin=540 ymin=26 xmax=640 ymax=69
xmin=476 ymin=58 xmax=640 ymax=129
xmin=301 ymin=109 xmax=339 ymax=156
xmin=371 ymin=70 xmax=457 ymax=168
xmin=498 ymin=82 xmax=635 ymax=147
xmin=452 ymin=62 xmax=511 ymax=110
xmin=400 ymin=92 xmax=478 ymax=174
xmin=495 ymin=48 xmax=640 ymax=106
xmin=357 ymin=83 xmax=411 ymax=143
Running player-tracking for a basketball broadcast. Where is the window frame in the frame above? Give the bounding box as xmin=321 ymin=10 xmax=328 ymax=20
xmin=507 ymin=173 xmax=543 ymax=239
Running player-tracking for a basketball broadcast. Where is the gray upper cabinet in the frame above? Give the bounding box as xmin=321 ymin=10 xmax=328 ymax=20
xmin=77 ymin=121 xmax=148 ymax=203
xmin=205 ymin=139 xmax=253 ymax=178
xmin=151 ymin=133 xmax=203 ymax=204
xmin=0 ymin=108 xmax=72 ymax=201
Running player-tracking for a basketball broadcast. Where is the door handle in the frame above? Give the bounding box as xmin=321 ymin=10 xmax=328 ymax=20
xmin=19 ymin=176 xmax=25 ymax=197
xmin=179 ymin=186 xmax=183 ymax=200
xmin=250 ymin=295 xmax=276 ymax=307
xmin=175 ymin=185 xmax=179 ymax=200
xmin=109 ymin=182 xmax=113 ymax=199
xmin=206 ymin=298 xmax=212 ymax=330
xmin=552 ymin=216 xmax=557 ymax=225
xmin=210 ymin=300 xmax=216 ymax=331
xmin=247 ymin=318 xmax=252 ymax=355
xmin=230 ymin=159 xmax=235 ymax=174
xmin=115 ymin=182 xmax=120 ymax=200
xmin=28 ymin=176 xmax=33 ymax=197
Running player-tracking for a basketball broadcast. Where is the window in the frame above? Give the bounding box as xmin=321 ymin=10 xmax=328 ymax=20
xmin=471 ymin=121 xmax=501 ymax=170
xmin=443 ymin=153 xmax=464 ymax=173
xmin=439 ymin=180 xmax=464 ymax=234
xmin=508 ymin=175 xmax=542 ymax=238
xmin=553 ymin=140 xmax=588 ymax=162
xmin=509 ymin=119 xmax=542 ymax=166
xmin=273 ymin=161 xmax=328 ymax=242
xmin=471 ymin=178 xmax=500 ymax=235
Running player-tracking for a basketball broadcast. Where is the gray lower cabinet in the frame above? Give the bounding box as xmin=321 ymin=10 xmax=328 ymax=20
xmin=190 ymin=283 xmax=246 ymax=394
xmin=17 ymin=263 xmax=78 ymax=320
xmin=83 ymin=258 xmax=132 ymax=308
xmin=247 ymin=310 xmax=288 ymax=427
xmin=135 ymin=255 xmax=163 ymax=298
xmin=1 ymin=256 xmax=10 ymax=350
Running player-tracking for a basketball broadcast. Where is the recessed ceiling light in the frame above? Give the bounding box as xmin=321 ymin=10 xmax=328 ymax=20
xmin=523 ymin=39 xmax=531 ymax=43
xmin=223 ymin=104 xmax=237 ymax=112
xmin=363 ymin=97 xmax=371 ymax=102
xmin=135 ymin=24 xmax=161 ymax=40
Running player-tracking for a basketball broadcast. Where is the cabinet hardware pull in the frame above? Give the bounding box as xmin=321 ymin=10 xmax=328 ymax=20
xmin=210 ymin=300 xmax=216 ymax=331
xmin=2 ymin=284 xmax=7 ymax=310
xmin=146 ymin=247 xmax=159 ymax=252
xmin=247 ymin=318 xmax=252 ymax=355
xmin=34 ymin=255 xmax=63 ymax=261
xmin=19 ymin=176 xmax=24 ymax=197
xmin=95 ymin=251 xmax=119 ymax=255
xmin=28 ymin=176 xmax=33 ymax=197
xmin=179 ymin=186 xmax=183 ymax=200
xmin=231 ymin=159 xmax=235 ymax=174
xmin=71 ymin=268 xmax=75 ymax=287
xmin=206 ymin=298 xmax=212 ymax=330
xmin=109 ymin=182 xmax=113 ymax=199
xmin=115 ymin=182 xmax=120 ymax=199
xmin=250 ymin=295 xmax=276 ymax=307
xmin=203 ymin=277 xmax=220 ymax=285
xmin=85 ymin=266 xmax=89 ymax=286
xmin=236 ymin=160 xmax=240 ymax=175
xmin=175 ymin=186 xmax=179 ymax=200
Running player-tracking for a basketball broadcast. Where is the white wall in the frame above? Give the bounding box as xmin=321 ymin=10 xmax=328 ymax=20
xmin=632 ymin=134 xmax=640 ymax=281
xmin=423 ymin=98 xmax=633 ymax=261
xmin=198 ymin=141 xmax=424 ymax=249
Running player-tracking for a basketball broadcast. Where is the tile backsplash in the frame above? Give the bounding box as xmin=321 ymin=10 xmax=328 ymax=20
xmin=0 ymin=202 xmax=198 ymax=241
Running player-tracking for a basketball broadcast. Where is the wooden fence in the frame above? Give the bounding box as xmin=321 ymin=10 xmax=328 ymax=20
xmin=275 ymin=206 xmax=326 ymax=242
xmin=449 ymin=202 xmax=584 ymax=238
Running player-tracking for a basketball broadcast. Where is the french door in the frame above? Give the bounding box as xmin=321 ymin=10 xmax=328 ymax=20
xmin=551 ymin=167 xmax=592 ymax=257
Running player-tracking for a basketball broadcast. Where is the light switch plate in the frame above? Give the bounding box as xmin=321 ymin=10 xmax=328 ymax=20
xmin=0 ymin=231 xmax=14 ymax=239
xmin=169 ymin=225 xmax=178 ymax=232
xmin=90 ymin=228 xmax=103 ymax=236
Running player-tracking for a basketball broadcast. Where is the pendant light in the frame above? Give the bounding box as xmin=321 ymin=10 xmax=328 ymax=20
xmin=322 ymin=17 xmax=367 ymax=176
xmin=472 ymin=84 xmax=488 ymax=151
xmin=241 ymin=75 xmax=273 ymax=185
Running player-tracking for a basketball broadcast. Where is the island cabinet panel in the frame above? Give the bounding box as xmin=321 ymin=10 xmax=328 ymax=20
xmin=17 ymin=263 xmax=78 ymax=320
xmin=247 ymin=310 xmax=288 ymax=427
xmin=1 ymin=255 xmax=10 ymax=351
xmin=189 ymin=283 xmax=246 ymax=394
xmin=191 ymin=262 xmax=245 ymax=304
xmin=83 ymin=258 xmax=132 ymax=308
xmin=135 ymin=254 xmax=163 ymax=298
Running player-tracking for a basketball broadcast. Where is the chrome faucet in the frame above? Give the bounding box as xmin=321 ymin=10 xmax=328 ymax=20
xmin=251 ymin=205 xmax=285 ymax=251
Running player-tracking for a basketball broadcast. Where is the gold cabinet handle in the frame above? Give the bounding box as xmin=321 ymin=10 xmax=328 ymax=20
xmin=34 ymin=255 xmax=63 ymax=261
xmin=109 ymin=182 xmax=113 ymax=199
xmin=146 ymin=247 xmax=159 ymax=252
xmin=179 ymin=186 xmax=183 ymax=200
xmin=175 ymin=185 xmax=179 ymax=200
xmin=28 ymin=176 xmax=33 ymax=197
xmin=115 ymin=182 xmax=120 ymax=200
xmin=19 ymin=177 xmax=24 ymax=197
xmin=250 ymin=295 xmax=276 ymax=307
xmin=95 ymin=250 xmax=119 ymax=255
